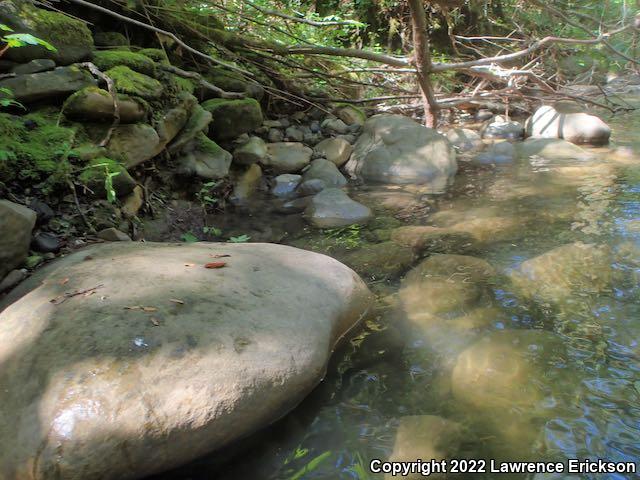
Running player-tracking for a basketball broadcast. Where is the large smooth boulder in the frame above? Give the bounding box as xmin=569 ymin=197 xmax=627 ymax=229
xmin=509 ymin=242 xmax=612 ymax=304
xmin=525 ymin=105 xmax=611 ymax=146
xmin=264 ymin=142 xmax=312 ymax=174
xmin=202 ymin=98 xmax=263 ymax=141
xmin=0 ymin=200 xmax=36 ymax=280
xmin=345 ymin=114 xmax=457 ymax=189
xmin=301 ymin=159 xmax=347 ymax=188
xmin=106 ymin=123 xmax=162 ymax=169
xmin=0 ymin=66 xmax=96 ymax=103
xmin=304 ymin=188 xmax=372 ymax=228
xmin=0 ymin=242 xmax=372 ymax=479
xmin=62 ymin=87 xmax=147 ymax=124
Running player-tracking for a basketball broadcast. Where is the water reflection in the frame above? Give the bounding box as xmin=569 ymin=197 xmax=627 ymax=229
xmin=155 ymin=100 xmax=640 ymax=480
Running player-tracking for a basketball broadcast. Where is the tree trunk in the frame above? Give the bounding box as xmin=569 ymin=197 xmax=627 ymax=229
xmin=407 ymin=0 xmax=439 ymax=128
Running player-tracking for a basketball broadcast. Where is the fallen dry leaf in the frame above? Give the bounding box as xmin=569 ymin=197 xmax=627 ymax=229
xmin=60 ymin=278 xmax=70 ymax=285
xmin=124 ymin=305 xmax=142 ymax=310
xmin=204 ymin=262 xmax=227 ymax=269
xmin=142 ymin=306 xmax=158 ymax=313
xmin=150 ymin=317 xmax=160 ymax=326
xmin=184 ymin=263 xmax=196 ymax=267
xmin=210 ymin=254 xmax=231 ymax=258
xmin=169 ymin=299 xmax=185 ymax=305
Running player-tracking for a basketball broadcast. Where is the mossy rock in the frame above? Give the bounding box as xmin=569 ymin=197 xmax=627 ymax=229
xmin=105 ymin=66 xmax=163 ymax=100
xmin=334 ymin=104 xmax=366 ymax=126
xmin=104 ymin=123 xmax=162 ymax=169
xmin=0 ymin=66 xmax=96 ymax=103
xmin=167 ymin=74 xmax=197 ymax=95
xmin=63 ymin=86 xmax=148 ymax=124
xmin=93 ymin=51 xmax=156 ymax=76
xmin=4 ymin=3 xmax=93 ymax=65
xmin=204 ymin=67 xmax=264 ymax=100
xmin=94 ymin=32 xmax=129 ymax=48
xmin=202 ymin=98 xmax=263 ymax=141
xmin=0 ymin=110 xmax=74 ymax=192
xmin=78 ymin=157 xmax=136 ymax=198
xmin=175 ymin=133 xmax=232 ymax=180
xmin=138 ymin=48 xmax=170 ymax=65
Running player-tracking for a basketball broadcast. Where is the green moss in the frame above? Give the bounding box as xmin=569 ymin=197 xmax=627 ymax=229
xmin=206 ymin=67 xmax=248 ymax=93
xmin=194 ymin=132 xmax=226 ymax=156
xmin=93 ymin=50 xmax=157 ymax=76
xmin=139 ymin=48 xmax=170 ymax=65
xmin=94 ymin=31 xmax=129 ymax=48
xmin=0 ymin=111 xmax=75 ymax=192
xmin=201 ymin=98 xmax=263 ymax=140
xmin=105 ymin=66 xmax=163 ymax=100
xmin=167 ymin=74 xmax=196 ymax=95
xmin=20 ymin=5 xmax=93 ymax=63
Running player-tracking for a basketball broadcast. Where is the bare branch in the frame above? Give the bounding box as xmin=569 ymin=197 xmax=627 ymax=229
xmin=244 ymin=1 xmax=364 ymax=27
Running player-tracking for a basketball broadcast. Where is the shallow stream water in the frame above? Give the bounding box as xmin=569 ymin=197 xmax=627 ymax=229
xmin=156 ymin=99 xmax=640 ymax=480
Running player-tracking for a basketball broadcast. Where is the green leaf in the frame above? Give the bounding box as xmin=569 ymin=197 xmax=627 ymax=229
xmin=228 ymin=234 xmax=251 ymax=243
xmin=181 ymin=231 xmax=199 ymax=243
xmin=288 ymin=451 xmax=331 ymax=480
xmin=3 ymin=33 xmax=57 ymax=52
xmin=0 ymin=24 xmax=13 ymax=32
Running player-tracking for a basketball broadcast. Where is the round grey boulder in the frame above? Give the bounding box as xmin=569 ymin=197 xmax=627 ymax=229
xmin=346 ymin=114 xmax=457 ymax=189
xmin=0 ymin=242 xmax=372 ymax=480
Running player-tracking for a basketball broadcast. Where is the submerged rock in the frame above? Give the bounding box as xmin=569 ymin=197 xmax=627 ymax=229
xmin=346 ymin=114 xmax=457 ymax=189
xmin=0 ymin=242 xmax=372 ymax=479
xmin=451 ymin=330 xmax=565 ymax=409
xmin=399 ymin=254 xmax=497 ymax=320
xmin=0 ymin=66 xmax=96 ymax=103
xmin=474 ymin=141 xmax=516 ymax=164
xmin=509 ymin=242 xmax=612 ymax=304
xmin=390 ymin=226 xmax=477 ymax=255
xmin=0 ymin=200 xmax=36 ymax=279
xmin=305 ymin=188 xmax=372 ymax=228
xmin=339 ymin=241 xmax=415 ymax=280
xmin=386 ymin=416 xmax=464 ymax=480
xmin=525 ymin=105 xmax=611 ymax=146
